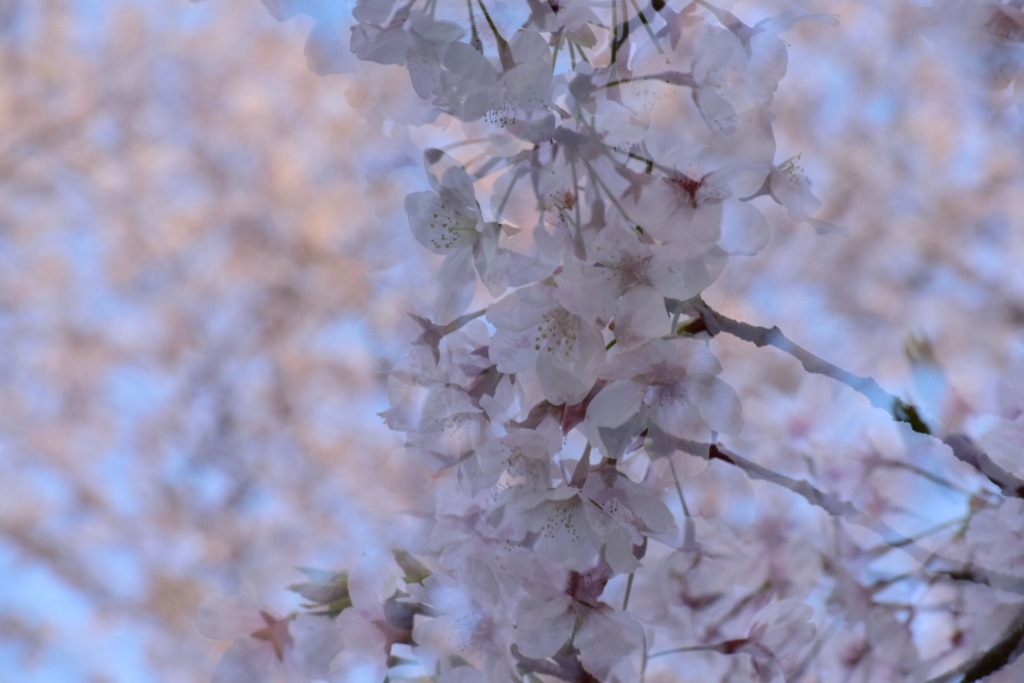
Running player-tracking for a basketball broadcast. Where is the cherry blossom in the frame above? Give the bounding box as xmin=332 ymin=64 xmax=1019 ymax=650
xmin=759 ymin=154 xmax=847 ymax=235
xmin=261 ymin=0 xmax=357 ymax=74
xmin=513 ymin=563 xmax=645 ymax=680
xmin=487 ymin=283 xmax=606 ymax=406
xmin=490 ymin=454 xmax=641 ymax=573
xmin=315 ymin=556 xmax=411 ymax=681
xmin=404 ymin=150 xmax=514 ymax=321
xmin=555 ymin=224 xmax=726 ymax=348
xmin=200 ymin=2 xmax=1024 ymax=682
xmin=583 ymin=338 xmax=743 ymax=459
xmin=195 ymin=592 xmax=339 ymax=683
xmin=411 ymin=574 xmax=519 ymax=681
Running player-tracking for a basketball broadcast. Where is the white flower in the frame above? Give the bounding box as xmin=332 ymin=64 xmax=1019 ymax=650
xmin=740 ymin=597 xmax=816 ymax=682
xmin=517 ymin=483 xmax=638 ymax=571
xmin=466 ymin=422 xmax=561 ymax=493
xmin=489 ymin=143 xmax=615 ymax=269
xmin=691 ymin=25 xmax=748 ymax=134
xmin=766 ymin=154 xmax=847 ymax=235
xmin=349 ymin=0 xmax=413 ymax=66
xmin=556 ymin=226 xmax=725 ymax=349
xmin=500 ymin=30 xmax=554 ymax=112
xmin=195 ymin=591 xmax=341 ymax=683
xmin=412 ymin=574 xmax=518 ymax=681
xmin=405 ymin=149 xmax=513 ymax=322
xmin=617 ymin=130 xmax=774 ymax=257
xmin=697 ymin=4 xmax=840 ymax=113
xmin=405 ymin=11 xmax=465 ymax=98
xmin=581 ymin=461 xmax=677 ymax=545
xmin=584 ymin=338 xmax=742 ymax=459
xmin=260 ymin=0 xmax=358 ymax=74
xmin=488 ymin=283 xmax=606 ymax=405
xmin=514 ymin=565 xmax=644 ymax=679
xmin=313 ymin=554 xmax=411 ymax=681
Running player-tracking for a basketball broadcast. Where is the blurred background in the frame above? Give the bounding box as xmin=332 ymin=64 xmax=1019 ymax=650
xmin=1 ymin=0 xmax=1023 ymax=681
xmin=0 ymin=1 xmax=434 ymax=680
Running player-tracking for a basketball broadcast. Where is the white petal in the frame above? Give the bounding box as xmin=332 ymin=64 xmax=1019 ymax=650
xmin=405 ymin=191 xmax=478 ymax=254
xmin=212 ymin=638 xmax=275 ymax=683
xmin=586 ymin=381 xmax=644 ymax=429
xmin=650 ymin=399 xmax=710 ymax=441
xmin=682 ymin=374 xmax=743 ymax=435
xmin=719 ymin=200 xmax=770 ymax=255
xmin=694 ymin=87 xmax=738 ymax=135
xmin=514 ymin=597 xmax=574 ymax=659
xmin=575 ymin=609 xmax=644 ymax=679
xmin=613 ymin=288 xmax=670 ymax=348
xmin=648 ymin=250 xmax=724 ymax=302
xmin=433 ymin=248 xmax=477 ymax=324
xmin=537 ymin=344 xmax=595 ymax=405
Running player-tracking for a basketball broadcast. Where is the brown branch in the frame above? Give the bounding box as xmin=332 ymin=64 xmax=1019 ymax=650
xmin=944 ymin=434 xmax=1024 ymax=499
xmin=689 ymin=300 xmax=1024 ymax=498
xmin=660 ymin=434 xmax=1024 ymax=596
xmin=689 ymin=299 xmax=923 ymax=429
xmin=926 ymin=606 xmax=1024 ymax=683
xmin=512 ymin=645 xmax=603 ymax=683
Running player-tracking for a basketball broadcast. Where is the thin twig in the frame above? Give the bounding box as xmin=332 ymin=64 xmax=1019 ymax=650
xmin=926 ymin=606 xmax=1024 ymax=683
xmin=663 ymin=436 xmax=1024 ymax=596
xmin=688 ymin=301 xmax=1024 ymax=498
xmin=689 ymin=299 xmax=918 ymax=426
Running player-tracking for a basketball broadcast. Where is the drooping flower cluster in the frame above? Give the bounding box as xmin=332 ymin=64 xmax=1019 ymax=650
xmin=318 ymin=2 xmax=833 ymax=679
xmin=203 ymin=1 xmax=837 ymax=680
xmin=198 ymin=1 xmax=1024 ymax=682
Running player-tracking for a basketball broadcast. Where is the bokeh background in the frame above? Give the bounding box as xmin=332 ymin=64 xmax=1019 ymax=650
xmin=2 ymin=0 xmax=1022 ymax=681
xmin=1 ymin=1 xmax=432 ymax=680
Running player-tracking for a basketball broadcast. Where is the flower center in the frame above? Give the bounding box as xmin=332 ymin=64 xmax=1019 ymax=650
xmin=665 ymin=173 xmax=704 ymax=207
xmin=534 ymin=308 xmax=579 ymax=358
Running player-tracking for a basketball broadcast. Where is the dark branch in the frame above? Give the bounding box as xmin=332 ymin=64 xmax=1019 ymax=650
xmin=944 ymin=433 xmax=1024 ymax=499
xmin=512 ymin=645 xmax=603 ymax=683
xmin=689 ymin=299 xmax=926 ymax=431
xmin=926 ymin=606 xmax=1024 ymax=683
xmin=689 ymin=300 xmax=1024 ymax=499
xmin=656 ymin=435 xmax=1024 ymax=596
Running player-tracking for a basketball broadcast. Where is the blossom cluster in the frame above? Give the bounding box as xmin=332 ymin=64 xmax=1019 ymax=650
xmin=196 ymin=1 xmax=1024 ymax=682
xmin=273 ymin=2 xmax=828 ymax=680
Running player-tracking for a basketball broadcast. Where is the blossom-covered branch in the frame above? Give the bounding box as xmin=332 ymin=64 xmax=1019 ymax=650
xmin=193 ymin=1 xmax=1024 ymax=682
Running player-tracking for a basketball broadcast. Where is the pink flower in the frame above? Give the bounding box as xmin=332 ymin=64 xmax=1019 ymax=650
xmin=404 ymin=150 xmax=504 ymax=322
xmin=556 ymin=226 xmax=725 ymax=349
xmin=765 ymin=155 xmax=847 ymax=235
xmin=514 ymin=564 xmax=644 ymax=680
xmin=195 ymin=591 xmax=340 ymax=683
xmin=583 ymin=338 xmax=743 ymax=459
xmin=488 ymin=284 xmax=606 ymax=405
xmin=741 ymin=597 xmax=816 ymax=681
